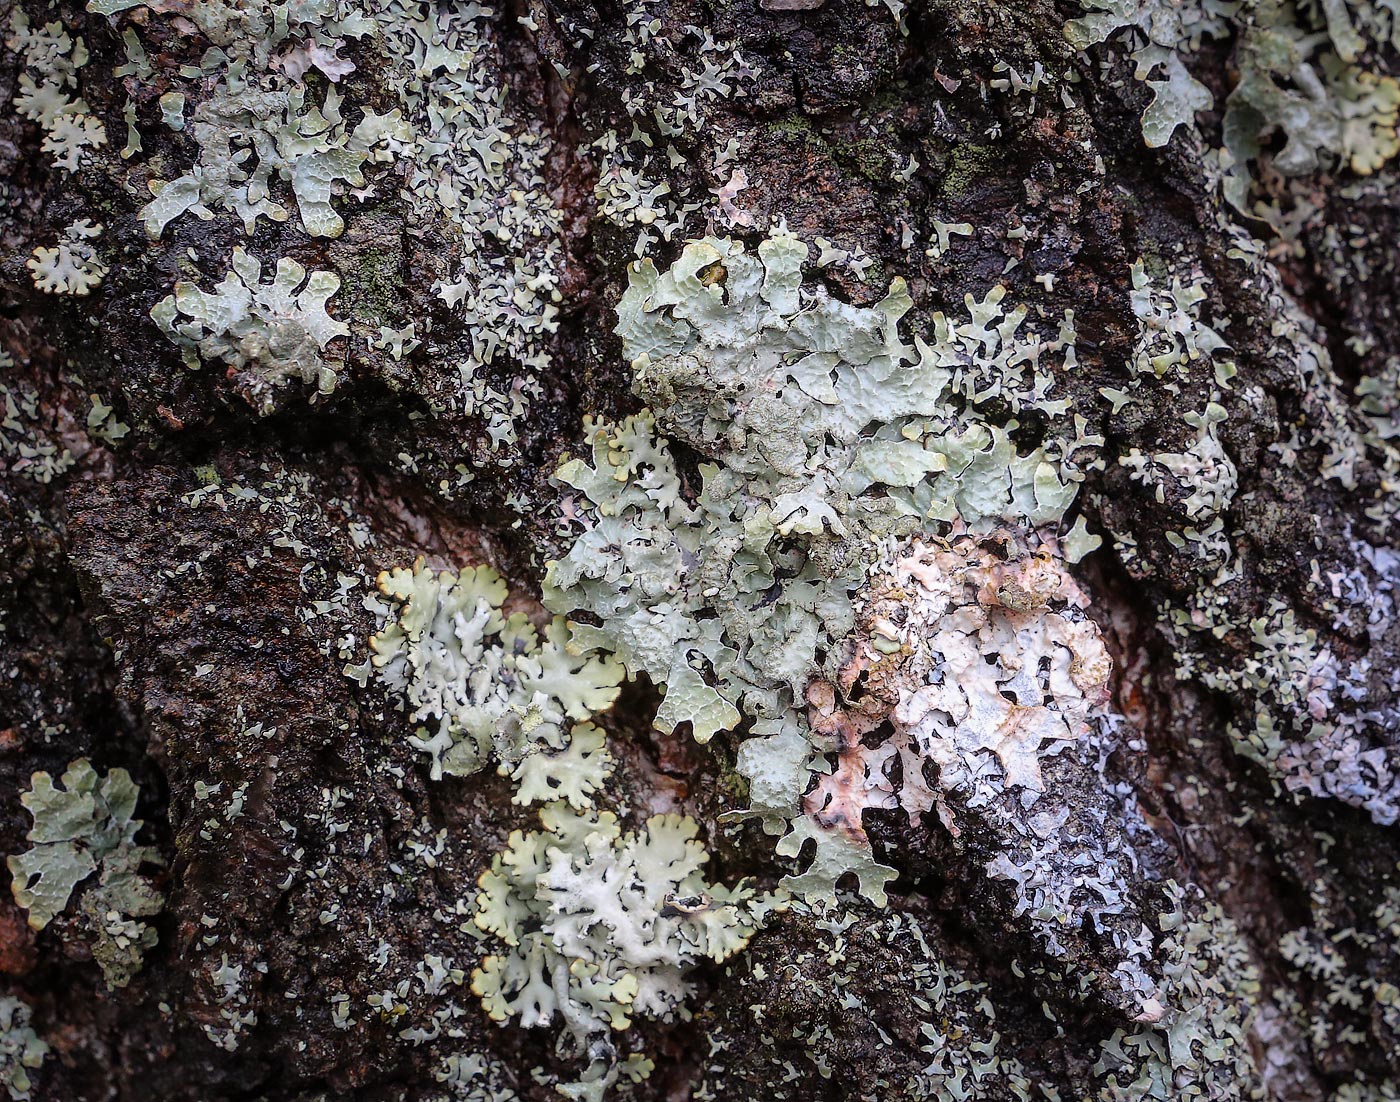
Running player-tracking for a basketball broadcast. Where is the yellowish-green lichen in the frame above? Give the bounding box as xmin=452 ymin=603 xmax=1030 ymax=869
xmin=360 ymin=559 xmax=623 ymax=782
xmin=0 ymin=997 xmax=48 ymax=1102
xmin=6 ymin=758 xmax=164 ymax=990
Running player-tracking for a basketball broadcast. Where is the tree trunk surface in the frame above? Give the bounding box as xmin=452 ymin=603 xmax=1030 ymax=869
xmin=3 ymin=0 xmax=1400 ymax=1099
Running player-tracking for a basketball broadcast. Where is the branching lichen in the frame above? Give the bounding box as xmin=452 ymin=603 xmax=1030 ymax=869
xmin=151 ymin=247 xmax=350 ymax=412
xmin=364 ymin=559 xmax=623 ymax=782
xmin=471 ymin=802 xmax=770 ymax=1092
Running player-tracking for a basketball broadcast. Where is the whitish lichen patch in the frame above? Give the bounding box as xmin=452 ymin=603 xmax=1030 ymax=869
xmin=546 ymin=230 xmax=1104 ymax=907
xmin=472 ymin=802 xmax=771 ymax=1096
xmin=150 ymin=247 xmax=350 ymax=412
xmin=363 ymin=559 xmax=623 ymax=782
xmin=27 ymin=219 xmax=106 ymax=296
xmin=815 ymin=531 xmax=1112 ymax=825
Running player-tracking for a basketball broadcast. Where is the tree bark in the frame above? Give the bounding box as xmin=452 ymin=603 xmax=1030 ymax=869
xmin=3 ymin=0 xmax=1400 ymax=1098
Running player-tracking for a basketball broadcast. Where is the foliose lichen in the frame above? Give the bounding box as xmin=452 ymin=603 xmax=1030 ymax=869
xmin=1092 ymin=886 xmax=1261 ymax=1100
xmin=1106 ymin=254 xmax=1400 ymax=828
xmin=0 ymin=997 xmax=48 ymax=1102
xmin=361 ymin=559 xmax=623 ymax=783
xmin=471 ymin=802 xmax=771 ymax=1099
xmin=150 ymin=247 xmax=350 ymax=412
xmin=545 ymin=229 xmax=1103 ymax=906
xmin=6 ymin=10 xmax=105 ymax=172
xmin=6 ymin=758 xmax=164 ymax=989
xmin=0 ymin=378 xmax=76 ymax=485
xmin=1066 ymin=0 xmax=1400 ymax=212
xmin=696 ymin=888 xmax=1259 ymax=1101
xmin=26 ymin=219 xmax=107 ymax=297
xmin=98 ymin=0 xmax=566 ymax=471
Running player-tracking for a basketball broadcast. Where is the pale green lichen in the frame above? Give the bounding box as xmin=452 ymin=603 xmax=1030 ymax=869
xmin=1109 ymin=258 xmax=1400 ymax=825
xmin=587 ymin=25 xmax=758 ymax=255
xmin=696 ymin=894 xmax=1254 ymax=1100
xmin=26 ymin=219 xmax=106 ymax=296
xmin=8 ymin=0 xmax=1390 ymax=1096
xmin=429 ymin=1051 xmax=522 ymax=1102
xmin=201 ymin=953 xmax=259 ymax=1051
xmin=545 ymin=230 xmax=1100 ymax=906
xmin=86 ymin=394 xmax=130 ymax=445
xmin=8 ymin=759 xmax=146 ymax=929
xmin=109 ymin=0 xmax=565 ymax=468
xmin=79 ymin=842 xmax=165 ymax=990
xmin=151 ymin=247 xmax=350 ymax=411
xmin=373 ymin=0 xmax=569 ymax=466
xmin=364 ymin=559 xmax=622 ymax=781
xmin=694 ymin=906 xmax=1045 ymax=1101
xmin=1269 ymin=867 xmax=1400 ymax=1068
xmin=471 ymin=802 xmax=770 ymax=1094
xmin=1065 ymin=0 xmax=1229 ymax=149
xmin=137 ymin=83 xmax=405 ymax=239
xmin=6 ymin=759 xmax=164 ymax=988
xmin=6 ymin=11 xmax=105 ymax=173
xmin=1066 ymin=0 xmax=1400 ymax=210
xmin=1226 ymin=7 xmax=1400 ymax=184
xmin=1114 ymin=260 xmax=1239 ymax=566
xmin=0 ymin=998 xmax=48 ymax=1102
xmin=1093 ymin=888 xmax=1261 ymax=1099
xmin=116 ymin=0 xmax=404 ymax=241
xmin=506 ymin=721 xmax=614 ymax=810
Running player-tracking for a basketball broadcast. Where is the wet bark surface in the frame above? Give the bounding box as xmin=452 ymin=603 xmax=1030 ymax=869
xmin=3 ymin=0 xmax=1400 ymax=1098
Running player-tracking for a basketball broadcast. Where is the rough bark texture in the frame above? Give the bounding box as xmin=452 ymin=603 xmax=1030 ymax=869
xmin=3 ymin=0 xmax=1400 ymax=1099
